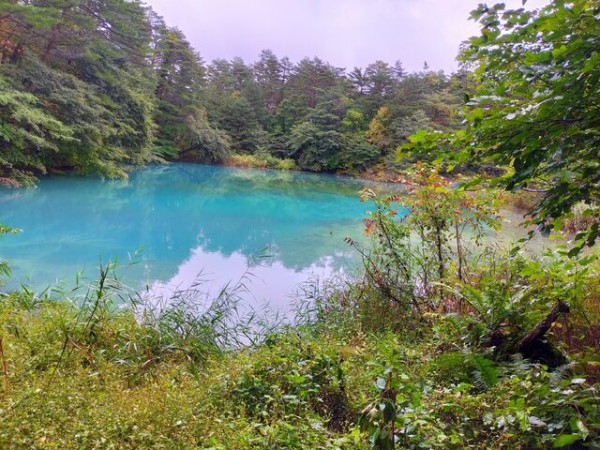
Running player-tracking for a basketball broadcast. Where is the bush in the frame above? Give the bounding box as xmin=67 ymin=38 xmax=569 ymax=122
xmin=225 ymin=153 xmax=297 ymax=171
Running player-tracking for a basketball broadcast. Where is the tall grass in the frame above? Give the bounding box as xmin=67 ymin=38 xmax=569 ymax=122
xmin=0 ymin=259 xmax=281 ymax=392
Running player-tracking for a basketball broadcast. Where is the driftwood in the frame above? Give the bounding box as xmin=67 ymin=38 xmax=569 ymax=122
xmin=517 ymin=300 xmax=570 ymax=367
xmin=490 ymin=300 xmax=571 ymax=368
xmin=519 ymin=300 xmax=570 ymax=354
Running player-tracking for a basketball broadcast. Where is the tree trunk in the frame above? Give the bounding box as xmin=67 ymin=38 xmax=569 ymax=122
xmin=435 ymin=225 xmax=444 ymax=281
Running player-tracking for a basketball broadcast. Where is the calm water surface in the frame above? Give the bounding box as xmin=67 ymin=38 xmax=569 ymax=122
xmin=0 ymin=164 xmax=398 ymax=312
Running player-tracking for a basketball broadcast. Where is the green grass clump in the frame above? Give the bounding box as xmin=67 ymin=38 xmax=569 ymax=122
xmin=0 ymin=293 xmax=367 ymax=449
xmin=226 ymin=153 xmax=297 ymax=171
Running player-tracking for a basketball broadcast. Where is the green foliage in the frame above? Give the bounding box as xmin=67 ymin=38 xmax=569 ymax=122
xmin=429 ymin=351 xmax=499 ymax=389
xmin=226 ymin=153 xmax=297 ymax=170
xmin=288 ymin=119 xmax=343 ymax=172
xmin=0 ymin=0 xmax=467 ymax=181
xmin=341 ymin=137 xmax=381 ymax=173
xmin=0 ymin=73 xmax=74 ymax=178
xmin=0 ymin=280 xmax=365 ymax=449
xmin=359 ymin=360 xmax=599 ymax=449
xmin=0 ymin=0 xmax=157 ymax=181
xmin=1 ymin=3 xmax=598 ymax=448
xmin=517 ymin=243 xmax=599 ymax=317
xmin=229 ymin=333 xmax=353 ymax=432
xmin=404 ymin=0 xmax=600 ymax=247
xmin=0 ymin=255 xmax=598 ymax=448
xmin=198 ymin=51 xmax=463 ymax=175
xmin=351 ymin=165 xmax=502 ymax=323
xmin=0 ymin=223 xmax=20 ymax=278
xmin=463 ymin=0 xmax=600 ymax=223
xmin=176 ymin=110 xmax=232 ymax=163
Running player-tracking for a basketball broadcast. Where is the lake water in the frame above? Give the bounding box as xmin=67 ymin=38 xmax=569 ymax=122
xmin=0 ymin=164 xmax=398 ymax=313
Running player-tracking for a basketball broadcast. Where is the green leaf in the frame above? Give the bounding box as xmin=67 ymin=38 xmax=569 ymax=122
xmin=285 ymin=374 xmax=307 ymax=385
xmin=553 ymin=434 xmax=580 ymax=448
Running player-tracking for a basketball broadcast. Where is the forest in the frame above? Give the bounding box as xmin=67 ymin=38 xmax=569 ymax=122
xmin=0 ymin=0 xmax=463 ymax=183
xmin=0 ymin=0 xmax=599 ymax=449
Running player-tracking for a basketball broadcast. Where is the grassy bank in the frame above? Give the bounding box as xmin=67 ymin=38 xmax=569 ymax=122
xmin=0 ymin=241 xmax=599 ymax=449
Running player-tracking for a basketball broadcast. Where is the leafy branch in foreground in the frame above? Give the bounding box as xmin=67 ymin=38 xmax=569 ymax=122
xmin=351 ymin=165 xmax=501 ymax=323
xmin=403 ymin=0 xmax=600 ymax=250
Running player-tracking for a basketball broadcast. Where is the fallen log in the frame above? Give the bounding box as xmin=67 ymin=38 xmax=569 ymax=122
xmin=517 ymin=300 xmax=570 ymax=367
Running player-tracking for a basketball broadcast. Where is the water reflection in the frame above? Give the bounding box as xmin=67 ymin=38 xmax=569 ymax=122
xmin=0 ymin=164 xmax=395 ymax=308
xmin=146 ymin=247 xmax=344 ymax=315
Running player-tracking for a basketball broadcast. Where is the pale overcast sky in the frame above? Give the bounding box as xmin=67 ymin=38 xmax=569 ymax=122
xmin=146 ymin=0 xmax=549 ymax=73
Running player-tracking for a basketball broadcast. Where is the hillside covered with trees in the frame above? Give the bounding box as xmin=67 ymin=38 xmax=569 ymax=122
xmin=0 ymin=0 xmax=464 ymax=184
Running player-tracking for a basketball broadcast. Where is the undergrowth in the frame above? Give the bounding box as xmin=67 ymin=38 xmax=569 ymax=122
xmin=0 ymin=295 xmax=598 ymax=449
xmin=0 ymin=251 xmax=598 ymax=449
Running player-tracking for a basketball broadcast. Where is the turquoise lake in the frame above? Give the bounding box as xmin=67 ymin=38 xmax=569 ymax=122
xmin=0 ymin=164 xmax=396 ymax=313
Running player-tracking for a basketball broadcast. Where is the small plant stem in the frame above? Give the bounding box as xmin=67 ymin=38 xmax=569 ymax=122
xmin=0 ymin=336 xmax=8 ymax=396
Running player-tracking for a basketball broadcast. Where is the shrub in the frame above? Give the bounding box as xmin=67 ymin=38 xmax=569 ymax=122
xmin=225 ymin=153 xmax=297 ymax=171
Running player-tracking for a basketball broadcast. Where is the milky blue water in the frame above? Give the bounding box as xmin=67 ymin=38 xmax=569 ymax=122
xmin=0 ymin=164 xmax=400 ymax=312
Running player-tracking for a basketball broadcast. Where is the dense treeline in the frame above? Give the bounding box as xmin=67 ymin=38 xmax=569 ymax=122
xmin=197 ymin=53 xmax=464 ymax=173
xmin=0 ymin=0 xmax=464 ymax=184
xmin=0 ymin=0 xmax=158 ymax=181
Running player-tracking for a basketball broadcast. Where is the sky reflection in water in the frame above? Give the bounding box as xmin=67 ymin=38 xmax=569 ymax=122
xmin=0 ymin=164 xmax=398 ymax=312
